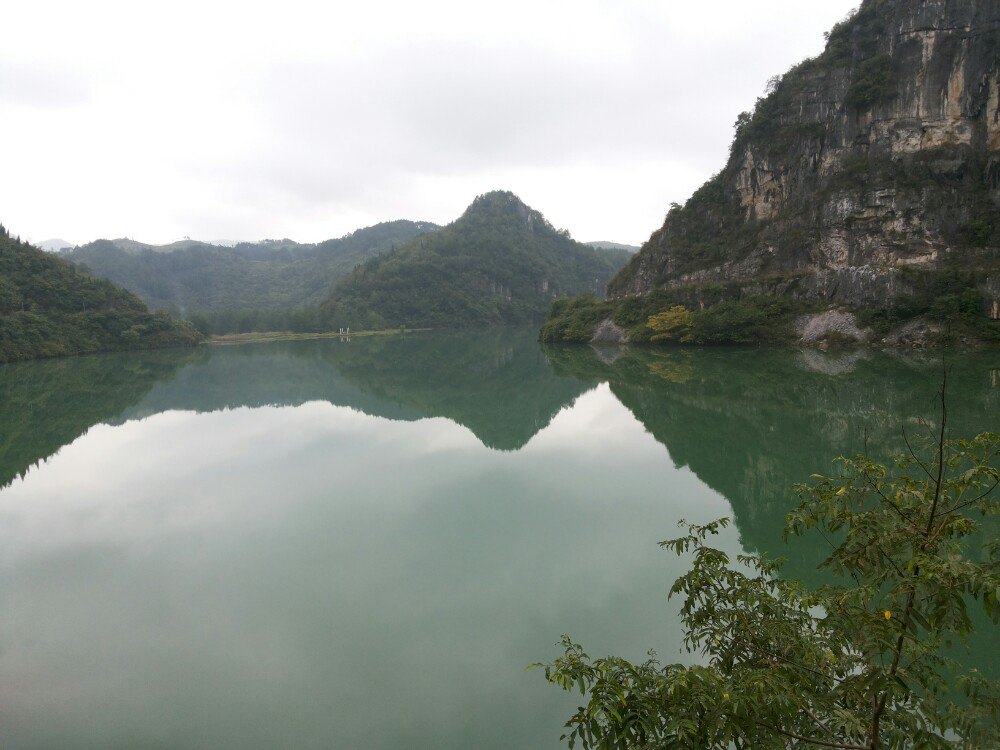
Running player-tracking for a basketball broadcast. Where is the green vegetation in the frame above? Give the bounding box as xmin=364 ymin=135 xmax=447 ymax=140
xmin=0 ymin=226 xmax=202 ymax=363
xmin=539 ymin=390 xmax=1000 ymax=748
xmin=846 ymin=53 xmax=895 ymax=110
xmin=646 ymin=306 xmax=693 ymax=342
xmin=540 ymin=293 xmax=796 ymax=345
xmin=63 ymin=221 xmax=438 ymax=333
xmin=856 ymin=268 xmax=1000 ymax=344
xmin=321 ymin=191 xmax=630 ymax=330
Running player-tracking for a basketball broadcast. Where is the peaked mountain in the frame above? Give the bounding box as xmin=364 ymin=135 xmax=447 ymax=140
xmin=322 ymin=191 xmax=632 ymax=329
xmin=545 ymin=0 xmax=1000 ymax=345
xmin=62 ymin=220 xmax=439 ymax=328
xmin=0 ymin=226 xmax=201 ymax=363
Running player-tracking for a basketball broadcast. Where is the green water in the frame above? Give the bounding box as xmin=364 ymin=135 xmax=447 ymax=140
xmin=1 ymin=331 xmax=997 ymax=749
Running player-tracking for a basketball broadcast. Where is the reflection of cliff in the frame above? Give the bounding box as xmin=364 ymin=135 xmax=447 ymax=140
xmin=0 ymin=349 xmax=199 ymax=488
xmin=545 ymin=345 xmax=1000 ymax=579
xmin=123 ymin=329 xmax=596 ymax=451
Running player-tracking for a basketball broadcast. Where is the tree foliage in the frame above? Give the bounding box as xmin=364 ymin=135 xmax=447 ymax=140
xmin=538 ymin=379 xmax=999 ymax=749
xmin=0 ymin=226 xmax=202 ymax=362
xmin=322 ymin=191 xmax=630 ymax=330
xmin=541 ymin=294 xmax=796 ymax=345
xmin=647 ymin=306 xmax=693 ymax=342
xmin=62 ymin=221 xmax=438 ymax=333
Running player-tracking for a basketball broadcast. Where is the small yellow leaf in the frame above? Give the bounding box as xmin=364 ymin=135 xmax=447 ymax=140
xmin=836 ymin=487 xmax=848 ymax=496
xmin=884 ymin=610 xmax=892 ymax=620
xmin=723 ymin=693 xmax=729 ymax=699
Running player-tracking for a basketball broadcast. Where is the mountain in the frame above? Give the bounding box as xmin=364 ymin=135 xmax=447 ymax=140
xmin=586 ymin=241 xmax=639 ymax=253
xmin=37 ymin=238 xmax=75 ymax=252
xmin=543 ymin=0 xmax=1000 ymax=346
xmin=0 ymin=225 xmax=202 ymax=363
xmin=321 ymin=191 xmax=632 ymax=329
xmin=62 ymin=221 xmax=439 ymax=331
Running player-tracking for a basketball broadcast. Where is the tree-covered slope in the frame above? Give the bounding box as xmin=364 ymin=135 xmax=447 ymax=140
xmin=0 ymin=226 xmax=202 ymax=363
xmin=322 ymin=191 xmax=630 ymax=329
xmin=544 ymin=0 xmax=1000 ymax=345
xmin=63 ymin=220 xmax=438 ymax=325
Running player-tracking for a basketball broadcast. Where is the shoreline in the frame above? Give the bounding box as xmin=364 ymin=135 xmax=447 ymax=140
xmin=208 ymin=328 xmax=429 ymax=345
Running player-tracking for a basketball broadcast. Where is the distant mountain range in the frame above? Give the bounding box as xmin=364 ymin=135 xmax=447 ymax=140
xmin=58 ymin=192 xmax=635 ymax=333
xmin=62 ymin=221 xmax=439 ymax=331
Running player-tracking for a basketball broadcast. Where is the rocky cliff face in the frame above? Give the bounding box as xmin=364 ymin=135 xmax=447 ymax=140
xmin=612 ymin=0 xmax=1000 ymax=313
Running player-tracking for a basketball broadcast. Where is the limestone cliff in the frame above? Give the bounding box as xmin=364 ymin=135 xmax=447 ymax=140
xmin=611 ymin=0 xmax=1000 ymax=314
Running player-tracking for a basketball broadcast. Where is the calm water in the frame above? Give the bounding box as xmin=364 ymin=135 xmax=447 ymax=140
xmin=1 ymin=331 xmax=997 ymax=749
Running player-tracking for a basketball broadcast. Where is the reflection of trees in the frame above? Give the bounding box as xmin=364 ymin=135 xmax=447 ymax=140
xmin=545 ymin=344 xmax=999 ymax=677
xmin=0 ymin=348 xmax=200 ymax=488
xmin=544 ymin=345 xmax=1000 ymax=580
xmin=317 ymin=330 xmax=597 ymax=450
xmin=122 ymin=329 xmax=596 ymax=451
xmin=0 ymin=330 xmax=594 ymax=491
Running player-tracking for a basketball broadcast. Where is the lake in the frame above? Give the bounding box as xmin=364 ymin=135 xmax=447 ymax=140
xmin=1 ymin=330 xmax=997 ymax=749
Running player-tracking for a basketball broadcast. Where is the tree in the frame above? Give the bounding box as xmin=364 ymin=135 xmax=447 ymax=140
xmin=537 ymin=376 xmax=999 ymax=749
xmin=647 ymin=306 xmax=693 ymax=342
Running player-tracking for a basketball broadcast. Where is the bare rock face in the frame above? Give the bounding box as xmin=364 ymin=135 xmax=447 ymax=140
xmin=611 ymin=0 xmax=999 ymax=310
xmin=591 ymin=318 xmax=629 ymax=345
xmin=796 ymin=310 xmax=869 ymax=345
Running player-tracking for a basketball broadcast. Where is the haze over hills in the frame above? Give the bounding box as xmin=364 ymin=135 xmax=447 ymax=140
xmin=322 ymin=191 xmax=633 ymax=330
xmin=63 ymin=221 xmax=439 ymax=331
xmin=0 ymin=225 xmax=201 ymax=363
xmin=37 ymin=238 xmax=75 ymax=252
xmin=544 ymin=0 xmax=1000 ymax=346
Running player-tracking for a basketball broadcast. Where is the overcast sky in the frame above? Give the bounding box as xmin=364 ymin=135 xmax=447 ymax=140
xmin=1 ymin=0 xmax=860 ymax=247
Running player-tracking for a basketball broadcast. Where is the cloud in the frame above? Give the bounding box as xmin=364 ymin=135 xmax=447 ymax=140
xmin=0 ymin=62 xmax=92 ymax=109
xmin=0 ymin=0 xmax=861 ymax=246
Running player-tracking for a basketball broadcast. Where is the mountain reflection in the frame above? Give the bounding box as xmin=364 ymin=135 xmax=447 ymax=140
xmin=2 ymin=334 xmax=996 ymax=693
xmin=544 ymin=344 xmax=999 ymax=578
xmin=0 ymin=330 xmax=595 ymax=488
xmin=4 ymin=335 xmax=997 ymax=518
xmin=0 ymin=349 xmax=199 ymax=488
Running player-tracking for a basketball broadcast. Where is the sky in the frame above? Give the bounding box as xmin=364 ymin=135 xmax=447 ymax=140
xmin=1 ymin=0 xmax=861 ymax=247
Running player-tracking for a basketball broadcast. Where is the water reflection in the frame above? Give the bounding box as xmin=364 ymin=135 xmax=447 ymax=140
xmin=0 ymin=333 xmax=997 ymax=749
xmin=543 ymin=345 xmax=999 ymax=576
xmin=1 ymin=385 xmax=732 ymax=750
xmin=0 ymin=348 xmax=199 ymax=488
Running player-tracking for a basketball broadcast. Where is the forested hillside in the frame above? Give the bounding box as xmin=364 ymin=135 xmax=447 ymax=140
xmin=322 ymin=191 xmax=630 ymax=329
xmin=0 ymin=226 xmax=201 ymax=362
xmin=64 ymin=220 xmax=438 ymax=332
